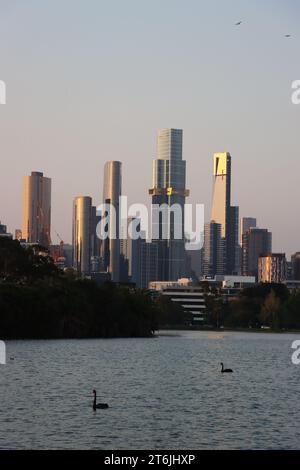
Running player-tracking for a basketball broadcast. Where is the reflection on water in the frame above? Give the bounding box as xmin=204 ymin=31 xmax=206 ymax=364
xmin=0 ymin=330 xmax=299 ymax=449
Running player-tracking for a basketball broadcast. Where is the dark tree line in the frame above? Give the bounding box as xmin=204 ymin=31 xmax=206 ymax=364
xmin=0 ymin=238 xmax=165 ymax=339
xmin=205 ymin=283 xmax=300 ymax=330
xmin=3 ymin=237 xmax=298 ymax=336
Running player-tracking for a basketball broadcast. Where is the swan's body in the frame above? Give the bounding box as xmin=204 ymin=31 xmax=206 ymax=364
xmin=220 ymin=362 xmax=233 ymax=373
xmin=92 ymin=390 xmax=109 ymax=410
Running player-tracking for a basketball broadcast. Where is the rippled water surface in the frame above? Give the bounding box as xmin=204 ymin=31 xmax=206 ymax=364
xmin=0 ymin=331 xmax=299 ymax=449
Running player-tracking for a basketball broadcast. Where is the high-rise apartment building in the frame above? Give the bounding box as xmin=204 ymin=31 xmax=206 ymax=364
xmin=22 ymin=171 xmax=51 ymax=247
xmin=73 ymin=196 xmax=92 ymax=276
xmin=240 ymin=217 xmax=257 ymax=244
xmin=242 ymin=228 xmax=272 ymax=279
xmin=203 ymin=222 xmax=224 ymax=277
xmin=149 ymin=129 xmax=189 ymax=281
xmin=90 ymin=205 xmax=103 ymax=273
xmin=91 ymin=205 xmax=101 ymax=258
xmin=228 ymin=206 xmax=240 ymax=274
xmin=291 ymin=252 xmax=300 ymax=280
xmin=258 ymin=253 xmax=286 ymax=283
xmin=120 ymin=217 xmax=141 ymax=285
xmin=102 ymin=161 xmax=122 ymax=282
xmin=139 ymin=241 xmax=159 ymax=289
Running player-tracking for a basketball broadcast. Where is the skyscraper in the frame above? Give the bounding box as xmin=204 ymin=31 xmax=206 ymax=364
xmin=102 ymin=161 xmax=122 ymax=282
xmin=210 ymin=152 xmax=240 ymax=275
xmin=149 ymin=129 xmax=189 ymax=281
xmin=240 ymin=217 xmax=257 ymax=244
xmin=291 ymin=252 xmax=300 ymax=280
xmin=73 ymin=196 xmax=92 ymax=276
xmin=120 ymin=217 xmax=141 ymax=285
xmin=139 ymin=241 xmax=159 ymax=289
xmin=242 ymin=228 xmax=272 ymax=279
xmin=189 ymin=248 xmax=203 ymax=280
xmin=90 ymin=205 xmax=102 ymax=273
xmin=203 ymin=222 xmax=224 ymax=277
xmin=211 ymin=152 xmax=231 ymax=238
xmin=210 ymin=152 xmax=232 ymax=274
xmin=228 ymin=206 xmax=240 ymax=274
xmin=22 ymin=171 xmax=51 ymax=247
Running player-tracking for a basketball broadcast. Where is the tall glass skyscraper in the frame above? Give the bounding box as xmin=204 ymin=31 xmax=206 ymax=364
xmin=203 ymin=222 xmax=224 ymax=277
xmin=210 ymin=152 xmax=239 ymax=274
xmin=120 ymin=217 xmax=141 ymax=284
xmin=72 ymin=196 xmax=92 ymax=276
xmin=211 ymin=152 xmax=231 ymax=239
xmin=228 ymin=206 xmax=240 ymax=274
xmin=22 ymin=171 xmax=52 ymax=247
xmin=102 ymin=161 xmax=122 ymax=282
xmin=149 ymin=129 xmax=189 ymax=281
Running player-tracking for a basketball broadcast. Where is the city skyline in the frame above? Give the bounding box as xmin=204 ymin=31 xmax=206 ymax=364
xmin=1 ymin=1 xmax=300 ymax=457
xmin=2 ymin=132 xmax=297 ymax=259
xmin=0 ymin=1 xmax=299 ymax=256
xmin=16 ymin=135 xmax=293 ymax=286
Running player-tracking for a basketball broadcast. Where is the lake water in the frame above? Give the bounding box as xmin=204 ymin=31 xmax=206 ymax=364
xmin=0 ymin=330 xmax=299 ymax=450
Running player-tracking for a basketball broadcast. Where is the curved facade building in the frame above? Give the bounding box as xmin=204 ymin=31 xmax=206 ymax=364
xmin=102 ymin=161 xmax=122 ymax=282
xmin=22 ymin=171 xmax=51 ymax=247
xmin=73 ymin=196 xmax=92 ymax=276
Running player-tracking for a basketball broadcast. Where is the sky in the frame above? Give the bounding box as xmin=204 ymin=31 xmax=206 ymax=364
xmin=0 ymin=0 xmax=299 ymax=256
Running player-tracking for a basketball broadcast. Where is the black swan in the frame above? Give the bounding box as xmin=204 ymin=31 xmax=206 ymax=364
xmin=92 ymin=389 xmax=109 ymax=410
xmin=220 ymin=362 xmax=233 ymax=373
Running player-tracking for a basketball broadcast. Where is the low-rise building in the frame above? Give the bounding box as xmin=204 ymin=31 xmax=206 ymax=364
xmin=284 ymin=280 xmax=300 ymax=291
xmin=149 ymin=278 xmax=207 ymax=324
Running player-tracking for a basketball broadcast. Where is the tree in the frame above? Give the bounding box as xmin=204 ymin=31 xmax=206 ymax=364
xmin=0 ymin=238 xmax=58 ymax=283
xmin=205 ymin=294 xmax=224 ymax=327
xmin=260 ymin=290 xmax=281 ymax=329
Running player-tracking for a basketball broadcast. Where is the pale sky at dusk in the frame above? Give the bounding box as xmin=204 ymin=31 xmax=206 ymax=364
xmin=0 ymin=0 xmax=299 ymax=256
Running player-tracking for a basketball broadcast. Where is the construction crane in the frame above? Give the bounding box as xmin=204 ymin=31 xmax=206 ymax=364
xmin=54 ymin=229 xmax=65 ymax=259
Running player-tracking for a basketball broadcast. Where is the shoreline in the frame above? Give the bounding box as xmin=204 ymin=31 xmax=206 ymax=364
xmin=2 ymin=328 xmax=300 ymax=341
xmin=158 ymin=326 xmax=300 ymax=334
